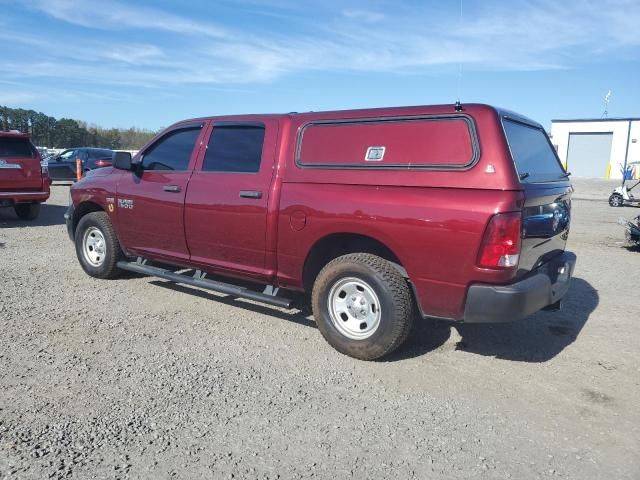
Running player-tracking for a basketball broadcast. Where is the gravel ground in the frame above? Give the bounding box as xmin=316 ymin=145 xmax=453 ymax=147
xmin=0 ymin=180 xmax=638 ymax=479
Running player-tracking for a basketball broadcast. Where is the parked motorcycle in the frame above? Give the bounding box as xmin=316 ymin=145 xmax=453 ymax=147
xmin=618 ymin=215 xmax=640 ymax=247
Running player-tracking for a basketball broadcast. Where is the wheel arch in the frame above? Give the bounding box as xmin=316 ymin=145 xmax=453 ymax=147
xmin=302 ymin=232 xmax=407 ymax=293
xmin=72 ymin=201 xmax=104 ymax=237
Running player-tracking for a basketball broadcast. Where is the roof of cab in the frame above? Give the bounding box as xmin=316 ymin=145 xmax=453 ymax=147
xmin=174 ymin=103 xmax=508 ymax=126
xmin=291 ymin=103 xmax=499 ymax=122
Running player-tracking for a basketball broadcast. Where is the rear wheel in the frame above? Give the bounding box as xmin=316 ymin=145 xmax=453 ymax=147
xmin=74 ymin=211 xmax=124 ymax=279
xmin=311 ymin=253 xmax=414 ymax=360
xmin=14 ymin=202 xmax=40 ymax=220
xmin=609 ymin=193 xmax=624 ymax=207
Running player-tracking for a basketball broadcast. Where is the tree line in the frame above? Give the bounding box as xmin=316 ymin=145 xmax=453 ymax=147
xmin=0 ymin=105 xmax=157 ymax=149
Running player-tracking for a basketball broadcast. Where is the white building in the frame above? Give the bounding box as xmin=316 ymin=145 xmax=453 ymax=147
xmin=550 ymin=118 xmax=640 ymax=180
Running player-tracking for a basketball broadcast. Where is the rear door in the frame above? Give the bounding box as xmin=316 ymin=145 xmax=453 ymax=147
xmin=502 ymin=118 xmax=573 ymax=277
xmin=184 ymin=120 xmax=278 ymax=280
xmin=0 ymin=135 xmax=43 ymax=191
xmin=116 ymin=123 xmax=206 ymax=262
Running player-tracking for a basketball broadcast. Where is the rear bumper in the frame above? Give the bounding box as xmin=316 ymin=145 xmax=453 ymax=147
xmin=0 ymin=190 xmax=50 ymax=202
xmin=463 ymin=251 xmax=576 ymax=323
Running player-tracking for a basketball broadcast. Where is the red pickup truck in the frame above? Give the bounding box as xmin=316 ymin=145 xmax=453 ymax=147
xmin=0 ymin=130 xmax=50 ymax=220
xmin=66 ymin=104 xmax=575 ymax=360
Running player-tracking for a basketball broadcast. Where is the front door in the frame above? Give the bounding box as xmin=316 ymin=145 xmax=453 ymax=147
xmin=116 ymin=124 xmax=206 ymax=262
xmin=184 ymin=120 xmax=278 ymax=280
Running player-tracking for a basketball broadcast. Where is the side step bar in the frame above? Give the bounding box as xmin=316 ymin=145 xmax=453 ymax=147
xmin=116 ymin=260 xmax=295 ymax=309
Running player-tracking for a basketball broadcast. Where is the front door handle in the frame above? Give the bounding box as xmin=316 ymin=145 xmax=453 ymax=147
xmin=163 ymin=185 xmax=181 ymax=193
xmin=239 ymin=190 xmax=262 ymax=199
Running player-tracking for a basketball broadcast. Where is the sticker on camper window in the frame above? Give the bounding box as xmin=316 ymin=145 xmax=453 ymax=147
xmin=365 ymin=146 xmax=385 ymax=161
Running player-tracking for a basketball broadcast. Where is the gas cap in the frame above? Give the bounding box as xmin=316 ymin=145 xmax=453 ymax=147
xmin=290 ymin=210 xmax=307 ymax=231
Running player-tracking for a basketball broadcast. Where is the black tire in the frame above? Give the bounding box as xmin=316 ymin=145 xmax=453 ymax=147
xmin=609 ymin=193 xmax=624 ymax=207
xmin=311 ymin=253 xmax=414 ymax=360
xmin=74 ymin=211 xmax=124 ymax=279
xmin=14 ymin=202 xmax=40 ymax=220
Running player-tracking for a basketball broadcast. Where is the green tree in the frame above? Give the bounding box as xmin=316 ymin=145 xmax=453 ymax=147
xmin=1 ymin=104 xmax=157 ymax=149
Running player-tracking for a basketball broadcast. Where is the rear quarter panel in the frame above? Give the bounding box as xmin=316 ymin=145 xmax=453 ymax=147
xmin=277 ymin=105 xmax=526 ymax=320
xmin=277 ymin=184 xmax=523 ymax=320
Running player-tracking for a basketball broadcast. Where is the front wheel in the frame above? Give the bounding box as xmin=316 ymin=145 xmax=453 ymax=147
xmin=14 ymin=202 xmax=40 ymax=220
xmin=311 ymin=253 xmax=414 ymax=360
xmin=74 ymin=211 xmax=124 ymax=279
xmin=609 ymin=193 xmax=624 ymax=207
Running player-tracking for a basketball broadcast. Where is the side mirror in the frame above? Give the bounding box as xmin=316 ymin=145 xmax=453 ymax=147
xmin=113 ymin=151 xmax=132 ymax=170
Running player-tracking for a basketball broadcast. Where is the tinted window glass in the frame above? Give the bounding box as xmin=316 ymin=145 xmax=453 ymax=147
xmin=203 ymin=126 xmax=265 ymax=173
xmin=88 ymin=149 xmax=113 ymax=159
xmin=142 ymin=127 xmax=201 ymax=171
xmin=0 ymin=137 xmax=35 ymax=157
xmin=503 ymin=119 xmax=565 ymax=183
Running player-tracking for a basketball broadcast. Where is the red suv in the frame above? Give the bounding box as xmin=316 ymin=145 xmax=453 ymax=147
xmin=65 ymin=104 xmax=575 ymax=360
xmin=0 ymin=130 xmax=50 ymax=220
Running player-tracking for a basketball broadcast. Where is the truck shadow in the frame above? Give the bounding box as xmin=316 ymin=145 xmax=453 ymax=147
xmin=389 ymin=277 xmax=597 ymax=363
xmin=151 ymin=275 xmax=597 ymax=364
xmin=451 ymin=277 xmax=598 ymax=362
xmin=0 ymin=203 xmax=67 ymax=228
xmin=384 ymin=317 xmax=452 ymax=362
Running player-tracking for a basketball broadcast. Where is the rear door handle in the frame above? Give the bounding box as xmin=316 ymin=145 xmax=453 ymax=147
xmin=239 ymin=190 xmax=262 ymax=199
xmin=163 ymin=185 xmax=181 ymax=193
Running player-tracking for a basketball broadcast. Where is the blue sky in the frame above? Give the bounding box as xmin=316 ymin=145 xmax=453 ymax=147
xmin=1 ymin=0 xmax=638 ymax=130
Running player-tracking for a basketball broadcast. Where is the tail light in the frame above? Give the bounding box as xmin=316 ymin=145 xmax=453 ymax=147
xmin=95 ymin=159 xmax=112 ymax=167
xmin=477 ymin=212 xmax=522 ymax=269
xmin=40 ymin=158 xmax=49 ymax=176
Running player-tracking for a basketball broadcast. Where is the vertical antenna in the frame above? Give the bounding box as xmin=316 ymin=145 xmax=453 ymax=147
xmin=602 ymin=90 xmax=612 ymax=118
xmin=456 ymin=0 xmax=463 ymax=104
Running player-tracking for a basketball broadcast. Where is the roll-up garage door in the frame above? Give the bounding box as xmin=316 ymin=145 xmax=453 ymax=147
xmin=566 ymin=132 xmax=613 ymax=178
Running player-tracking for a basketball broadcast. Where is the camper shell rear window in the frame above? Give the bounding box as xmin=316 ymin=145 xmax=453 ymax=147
xmin=502 ymin=118 xmax=567 ymax=183
xmin=296 ymin=115 xmax=478 ymax=169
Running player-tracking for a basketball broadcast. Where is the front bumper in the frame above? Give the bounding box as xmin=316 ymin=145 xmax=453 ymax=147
xmin=64 ymin=203 xmax=75 ymax=241
xmin=463 ymin=251 xmax=576 ymax=323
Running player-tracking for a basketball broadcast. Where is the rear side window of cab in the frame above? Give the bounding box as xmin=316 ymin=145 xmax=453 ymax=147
xmin=295 ymin=115 xmax=479 ymax=170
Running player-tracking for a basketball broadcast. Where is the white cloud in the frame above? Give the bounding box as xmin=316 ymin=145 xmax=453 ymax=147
xmin=342 ymin=9 xmax=385 ymax=23
xmin=0 ymin=91 xmax=38 ymax=104
xmin=102 ymin=45 xmax=165 ymax=65
xmin=12 ymin=0 xmax=640 ymax=89
xmin=27 ymin=0 xmax=229 ymax=38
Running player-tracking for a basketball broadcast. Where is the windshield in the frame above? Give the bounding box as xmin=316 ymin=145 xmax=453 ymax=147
xmin=503 ymin=119 xmax=566 ymax=183
xmin=0 ymin=137 xmax=35 ymax=158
